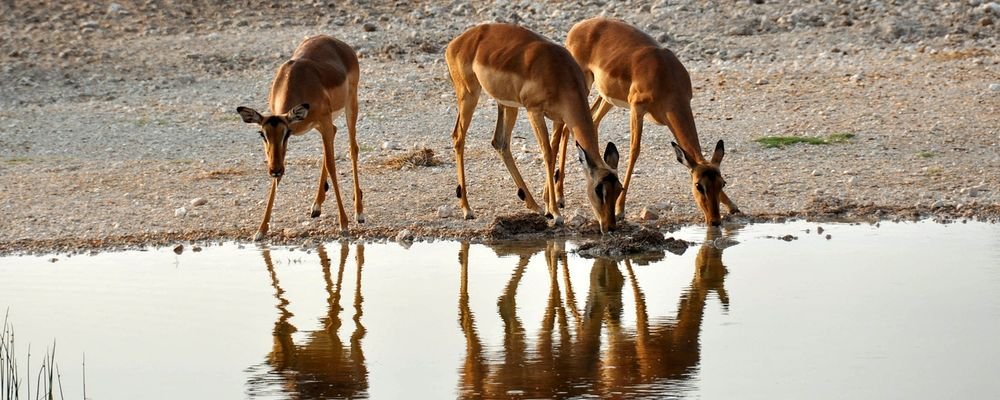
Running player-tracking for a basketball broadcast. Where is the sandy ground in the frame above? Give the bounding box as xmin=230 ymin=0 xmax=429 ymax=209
xmin=0 ymin=1 xmax=998 ymax=255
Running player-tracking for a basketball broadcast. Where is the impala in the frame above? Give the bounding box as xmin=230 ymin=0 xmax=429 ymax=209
xmin=445 ymin=23 xmax=622 ymax=233
xmin=562 ymin=18 xmax=740 ymax=226
xmin=237 ymin=35 xmax=364 ymax=241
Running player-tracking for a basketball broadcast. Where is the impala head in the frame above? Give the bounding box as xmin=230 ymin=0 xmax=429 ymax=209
xmin=577 ymin=141 xmax=623 ymax=234
xmin=673 ymin=140 xmax=727 ymax=227
xmin=236 ymin=104 xmax=310 ymax=179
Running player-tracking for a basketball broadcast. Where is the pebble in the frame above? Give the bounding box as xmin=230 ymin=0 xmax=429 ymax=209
xmin=989 ymin=83 xmax=1000 ymax=92
xmin=639 ymin=207 xmax=659 ymax=221
xmin=847 ymin=176 xmax=858 ymax=185
xmin=811 ymin=170 xmax=822 ymax=176
xmin=395 ymin=229 xmax=414 ymax=243
xmin=363 ymin=22 xmax=378 ymax=32
xmin=566 ymin=212 xmax=587 ymax=227
xmin=173 ymin=244 xmax=184 ymax=254
xmin=174 ymin=207 xmax=188 ymax=217
xmin=190 ymin=197 xmax=208 ymax=207
xmin=437 ymin=204 xmax=455 ymax=218
xmin=817 ymin=226 xmax=825 ymax=234
xmin=382 ymin=141 xmax=401 ymax=150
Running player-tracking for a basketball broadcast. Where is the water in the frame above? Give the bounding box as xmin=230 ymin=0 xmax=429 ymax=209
xmin=1 ymin=221 xmax=999 ymax=399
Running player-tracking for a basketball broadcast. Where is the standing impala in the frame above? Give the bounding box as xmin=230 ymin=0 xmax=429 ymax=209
xmin=562 ymin=18 xmax=740 ymax=226
xmin=446 ymin=23 xmax=622 ymax=233
xmin=237 ymin=35 xmax=364 ymax=241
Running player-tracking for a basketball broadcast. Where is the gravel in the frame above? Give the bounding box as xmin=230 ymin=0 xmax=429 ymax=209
xmin=0 ymin=0 xmax=998 ymax=254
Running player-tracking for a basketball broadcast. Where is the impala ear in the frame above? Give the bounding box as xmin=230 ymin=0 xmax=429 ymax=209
xmin=287 ymin=103 xmax=310 ymax=124
xmin=710 ymin=139 xmax=725 ymax=165
xmin=672 ymin=142 xmax=697 ymax=170
xmin=603 ymin=142 xmax=620 ymax=170
xmin=576 ymin=141 xmax=596 ymax=170
xmin=237 ymin=106 xmax=263 ymax=124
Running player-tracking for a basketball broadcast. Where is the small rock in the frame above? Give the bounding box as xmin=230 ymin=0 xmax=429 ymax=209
xmin=779 ymin=234 xmax=797 ymax=241
xmin=817 ymin=226 xmax=825 ymax=234
xmin=382 ymin=141 xmax=401 ymax=150
xmin=437 ymin=204 xmax=455 ymax=218
xmin=192 ymin=246 xmax=202 ymax=252
xmin=932 ymin=200 xmax=945 ymax=208
xmin=989 ymin=83 xmax=1000 ymax=92
xmin=173 ymin=244 xmax=184 ymax=254
xmin=190 ymin=197 xmax=208 ymax=207
xmin=811 ymin=170 xmax=822 ymax=176
xmin=756 ymin=78 xmax=769 ymax=85
xmin=825 ymin=234 xmax=832 ymax=240
xmin=639 ymin=207 xmax=659 ymax=221
xmin=566 ymin=212 xmax=586 ymax=227
xmin=847 ymin=176 xmax=858 ymax=185
xmin=395 ymin=229 xmax=414 ymax=243
xmin=363 ymin=22 xmax=378 ymax=32
xmin=49 ymin=258 xmax=58 ymax=263
xmin=174 ymin=207 xmax=188 ymax=217
xmin=107 ymin=2 xmax=125 ymax=14
xmin=850 ymin=73 xmax=864 ymax=83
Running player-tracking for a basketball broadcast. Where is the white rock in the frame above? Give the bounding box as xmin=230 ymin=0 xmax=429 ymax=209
xmin=174 ymin=207 xmax=187 ymax=217
xmin=639 ymin=207 xmax=659 ymax=221
xmin=190 ymin=197 xmax=208 ymax=207
xmin=395 ymin=229 xmax=414 ymax=243
xmin=989 ymin=83 xmax=1000 ymax=92
xmin=811 ymin=169 xmax=822 ymax=176
xmin=978 ymin=2 xmax=1000 ymax=15
xmin=850 ymin=73 xmax=864 ymax=82
xmin=847 ymin=176 xmax=858 ymax=185
xmin=381 ymin=141 xmax=401 ymax=150
xmin=437 ymin=204 xmax=455 ymax=218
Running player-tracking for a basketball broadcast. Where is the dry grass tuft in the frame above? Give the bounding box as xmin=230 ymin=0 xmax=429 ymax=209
xmin=381 ymin=148 xmax=441 ymax=170
xmin=193 ymin=168 xmax=247 ymax=180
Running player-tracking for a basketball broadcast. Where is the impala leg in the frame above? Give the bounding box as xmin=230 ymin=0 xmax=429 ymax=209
xmin=617 ymin=103 xmax=647 ymax=220
xmin=493 ymin=105 xmax=544 ymax=215
xmin=311 ymin=157 xmax=329 ymax=218
xmin=346 ymin=81 xmax=365 ymax=223
xmin=549 ymin=121 xmax=569 ymax=208
xmin=721 ymin=190 xmax=741 ymax=214
xmin=527 ymin=110 xmax=562 ymax=224
xmin=591 ymin=96 xmax=614 ymax=127
xmin=451 ymin=87 xmax=479 ymax=219
xmin=318 ymin=121 xmax=350 ymax=233
xmin=255 ymin=177 xmax=280 ymax=241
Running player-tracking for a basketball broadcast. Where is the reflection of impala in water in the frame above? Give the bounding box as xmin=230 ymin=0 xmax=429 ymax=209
xmin=247 ymin=243 xmax=368 ymax=398
xmin=458 ymin=229 xmax=731 ymax=397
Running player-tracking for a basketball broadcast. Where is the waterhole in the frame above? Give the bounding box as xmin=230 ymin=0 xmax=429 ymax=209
xmin=1 ymin=221 xmax=998 ymax=399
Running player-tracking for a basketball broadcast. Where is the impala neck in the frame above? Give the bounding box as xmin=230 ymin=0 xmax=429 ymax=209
xmin=668 ymin=107 xmax=706 ymax=164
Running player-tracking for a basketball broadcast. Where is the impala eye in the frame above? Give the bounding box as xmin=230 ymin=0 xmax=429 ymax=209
xmin=696 ymin=183 xmax=705 ymax=194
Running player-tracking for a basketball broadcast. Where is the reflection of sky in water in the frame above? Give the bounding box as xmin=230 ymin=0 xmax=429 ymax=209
xmin=0 ymin=221 xmax=998 ymax=399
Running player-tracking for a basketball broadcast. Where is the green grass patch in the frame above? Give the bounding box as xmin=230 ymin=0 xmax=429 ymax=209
xmin=917 ymin=151 xmax=935 ymax=158
xmin=755 ymin=133 xmax=856 ymax=149
xmin=3 ymin=157 xmax=31 ymax=164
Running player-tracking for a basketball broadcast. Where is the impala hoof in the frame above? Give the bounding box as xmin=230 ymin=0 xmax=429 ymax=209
xmin=253 ymin=231 xmax=266 ymax=241
xmin=729 ymin=208 xmax=743 ymax=215
xmin=462 ymin=208 xmax=475 ymax=220
xmin=356 ymin=213 xmax=366 ymax=223
xmin=311 ymin=208 xmax=321 ymax=218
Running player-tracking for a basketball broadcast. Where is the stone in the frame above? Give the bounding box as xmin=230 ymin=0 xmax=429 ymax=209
xmin=437 ymin=204 xmax=455 ymax=218
xmin=174 ymin=207 xmax=187 ymax=217
xmin=639 ymin=207 xmax=659 ymax=221
xmin=173 ymin=244 xmax=184 ymax=254
xmin=363 ymin=22 xmax=378 ymax=32
xmin=989 ymin=83 xmax=1000 ymax=92
xmin=382 ymin=141 xmax=401 ymax=150
xmin=190 ymin=197 xmax=208 ymax=207
xmin=395 ymin=229 xmax=414 ymax=243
